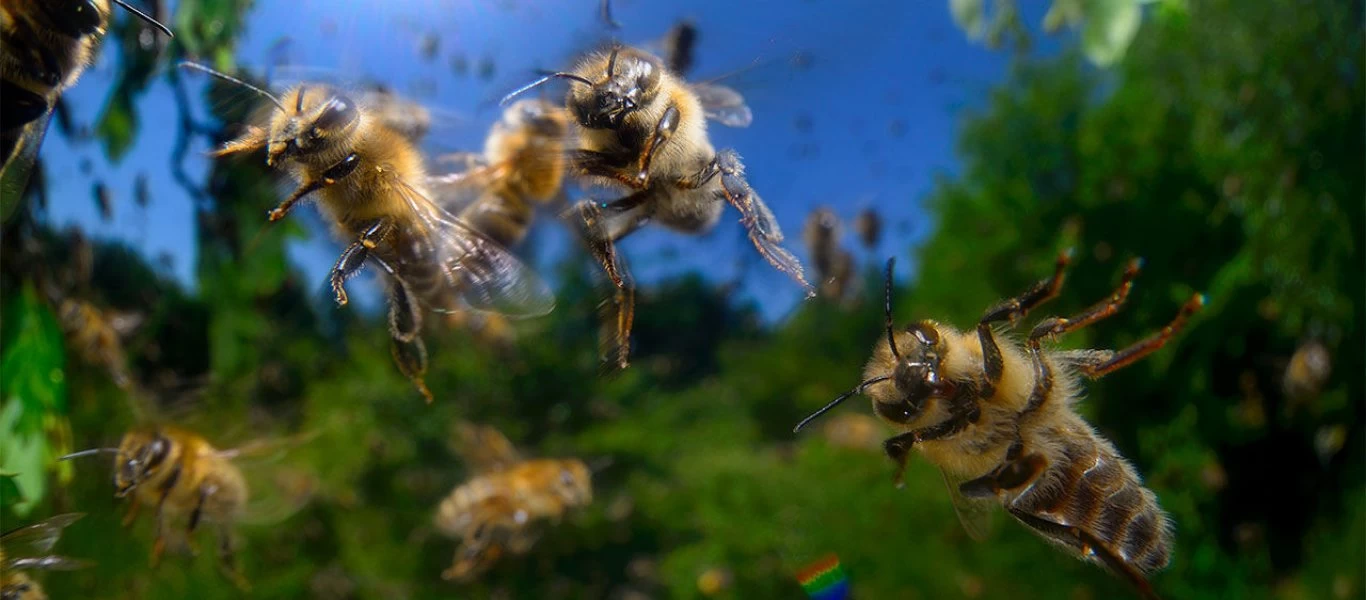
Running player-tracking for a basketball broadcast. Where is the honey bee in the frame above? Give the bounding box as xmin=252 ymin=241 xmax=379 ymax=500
xmin=504 ymin=45 xmax=812 ymax=368
xmin=853 ymin=207 xmax=881 ymax=251
xmin=182 ymin=63 xmax=556 ymax=402
xmin=1282 ymin=338 xmax=1332 ymax=406
xmin=53 ymin=295 xmax=143 ymax=390
xmin=793 ymin=254 xmax=1205 ymax=599
xmin=62 ymin=425 xmax=304 ymax=590
xmin=435 ymin=423 xmax=593 ymax=580
xmin=1 ymin=513 xmax=92 ymax=600
xmin=0 ymin=0 xmax=172 ymax=202
xmin=802 ymin=206 xmax=855 ymax=303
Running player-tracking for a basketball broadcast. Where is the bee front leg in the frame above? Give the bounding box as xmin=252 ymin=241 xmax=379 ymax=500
xmin=268 ymin=152 xmax=361 ymax=222
xmin=882 ymin=403 xmax=981 ymax=487
xmin=976 ymin=250 xmax=1071 ymax=398
xmin=186 ymin=484 xmax=216 ymax=556
xmin=710 ymin=149 xmax=814 ymax=296
xmin=634 ymin=104 xmax=681 ymax=186
xmin=329 ymin=219 xmax=394 ymax=307
xmin=122 ymin=498 xmax=142 ymax=527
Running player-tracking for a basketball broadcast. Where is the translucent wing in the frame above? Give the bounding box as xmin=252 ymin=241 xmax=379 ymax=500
xmin=425 ymin=156 xmax=503 ymax=217
xmin=690 ymin=82 xmax=753 ymax=128
xmin=0 ymin=111 xmax=51 ymax=218
xmin=385 ymin=172 xmax=556 ymax=318
xmin=5 ymin=555 xmax=95 ymax=571
xmin=454 ymin=422 xmax=523 ymax=474
xmin=940 ymin=469 xmax=998 ymax=542
xmin=0 ymin=513 xmax=84 ymax=560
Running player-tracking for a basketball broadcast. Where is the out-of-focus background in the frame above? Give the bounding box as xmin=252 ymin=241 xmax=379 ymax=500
xmin=1 ymin=0 xmax=1361 ymax=598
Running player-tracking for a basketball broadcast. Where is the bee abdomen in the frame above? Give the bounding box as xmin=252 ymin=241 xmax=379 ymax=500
xmin=458 ymin=192 xmax=533 ymax=249
xmin=1015 ymin=437 xmax=1172 ymax=573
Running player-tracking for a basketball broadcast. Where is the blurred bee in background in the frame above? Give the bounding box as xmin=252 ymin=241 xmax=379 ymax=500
xmin=0 ymin=513 xmax=92 ymax=600
xmin=435 ymin=423 xmax=593 ymax=581
xmin=356 ymin=84 xmax=433 ymax=143
xmin=182 ymin=63 xmax=556 ymax=402
xmin=504 ymin=44 xmax=812 ymax=369
xmin=28 ymin=226 xmax=143 ymax=391
xmin=1282 ymin=338 xmax=1332 ymax=409
xmin=794 ymin=254 xmax=1205 ymax=599
xmin=819 ymin=412 xmax=884 ymax=452
xmin=853 ymin=207 xmax=881 ymax=252
xmin=428 ymin=98 xmax=571 ymax=344
xmin=0 ymin=0 xmax=172 ymax=203
xmin=659 ymin=20 xmax=698 ymax=76
xmin=91 ymin=180 xmax=113 ymax=222
xmin=62 ymin=423 xmax=319 ymax=591
xmin=802 ymin=206 xmax=855 ymax=304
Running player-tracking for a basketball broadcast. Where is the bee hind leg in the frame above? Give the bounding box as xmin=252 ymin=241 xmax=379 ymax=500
xmin=330 ymin=219 xmax=394 ymax=306
xmin=1072 ymin=293 xmax=1205 ymax=379
xmin=1005 ymin=506 xmax=1161 ymax=600
xmin=217 ymin=525 xmax=252 ymax=592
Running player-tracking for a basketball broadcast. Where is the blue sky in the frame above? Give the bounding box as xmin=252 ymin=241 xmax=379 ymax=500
xmin=39 ymin=0 xmax=1064 ymax=319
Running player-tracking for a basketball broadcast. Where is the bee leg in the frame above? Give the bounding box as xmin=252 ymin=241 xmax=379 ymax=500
xmin=267 ymin=152 xmax=361 ymax=221
xmin=568 ymin=149 xmax=649 ymax=189
xmin=217 ymin=525 xmax=252 ymax=592
xmin=634 ymin=104 xmax=681 ymax=185
xmin=976 ymin=250 xmax=1072 ymax=398
xmin=186 ymin=484 xmax=216 ymax=555
xmin=1005 ymin=507 xmax=1161 ymax=600
xmin=122 ymin=499 xmax=142 ymax=527
xmin=330 ymin=219 xmax=394 ymax=306
xmin=711 ymin=149 xmax=815 ymax=295
xmin=1073 ymin=293 xmax=1206 ymax=378
xmin=151 ymin=463 xmax=183 ymax=567
xmin=392 ymin=335 xmax=433 ymax=403
xmin=882 ymin=402 xmax=981 ymax=487
xmin=570 ymin=196 xmax=647 ymax=288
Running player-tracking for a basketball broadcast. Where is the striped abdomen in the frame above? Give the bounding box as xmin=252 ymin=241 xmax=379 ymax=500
xmin=1009 ymin=419 xmax=1172 ymax=574
xmin=458 ymin=191 xmax=533 ymax=250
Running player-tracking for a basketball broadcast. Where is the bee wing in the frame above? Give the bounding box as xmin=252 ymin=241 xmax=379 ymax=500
xmin=0 ymin=110 xmax=52 ymax=216
xmin=940 ymin=469 xmax=997 ymax=542
xmin=386 ymin=173 xmax=556 ymax=318
xmin=0 ymin=513 xmax=85 ymax=560
xmin=425 ymin=157 xmax=503 ymax=217
xmin=689 ymin=82 xmax=753 ymax=128
xmin=5 ymin=555 xmax=95 ymax=572
xmin=454 ymin=422 xmax=523 ymax=473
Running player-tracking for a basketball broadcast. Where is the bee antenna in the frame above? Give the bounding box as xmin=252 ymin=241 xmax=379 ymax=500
xmin=884 ymin=257 xmax=901 ymax=360
xmin=178 ymin=62 xmax=288 ymax=113
xmin=793 ymin=375 xmax=892 ymax=433
xmin=500 ymin=73 xmax=595 ymax=106
xmin=110 ymin=0 xmax=174 ymax=38
xmin=59 ymin=448 xmax=119 ymax=461
xmin=598 ymin=0 xmax=621 ymax=29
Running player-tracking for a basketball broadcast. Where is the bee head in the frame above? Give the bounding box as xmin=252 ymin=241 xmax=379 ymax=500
xmin=113 ymin=429 xmax=174 ymax=498
xmin=568 ymin=46 xmax=663 ymax=129
xmin=502 ymin=99 xmax=567 ymax=138
xmin=875 ymin=321 xmax=954 ymax=425
xmin=34 ymin=0 xmax=109 ymax=37
xmin=793 ymin=258 xmax=955 ymax=433
xmin=267 ymin=86 xmax=360 ymax=166
xmin=555 ymin=460 xmax=593 ymax=506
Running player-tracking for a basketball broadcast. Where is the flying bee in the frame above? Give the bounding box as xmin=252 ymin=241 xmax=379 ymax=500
xmin=1 ymin=513 xmax=92 ymax=600
xmin=1282 ymin=338 xmax=1332 ymax=407
xmin=427 ymin=99 xmax=571 ymax=343
xmin=0 ymin=0 xmax=172 ymax=203
xmin=62 ymin=424 xmax=317 ymax=591
xmin=435 ymin=423 xmax=593 ymax=581
xmin=181 ymin=63 xmax=556 ymax=402
xmin=503 ymin=44 xmax=812 ymax=369
xmin=793 ymin=253 xmax=1206 ymax=599
xmin=54 ymin=295 xmax=143 ymax=390
xmin=853 ymin=207 xmax=881 ymax=251
xmin=802 ymin=206 xmax=855 ymax=303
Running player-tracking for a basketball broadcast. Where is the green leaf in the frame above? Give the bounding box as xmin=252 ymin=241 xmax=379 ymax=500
xmin=1082 ymin=0 xmax=1144 ymax=66
xmin=949 ymin=0 xmax=987 ymax=39
xmin=0 ymin=284 xmax=68 ymax=515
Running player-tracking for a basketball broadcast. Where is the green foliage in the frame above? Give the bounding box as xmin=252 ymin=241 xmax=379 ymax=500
xmin=0 ymin=283 xmax=71 ymax=516
xmin=2 ymin=0 xmax=1360 ymax=598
